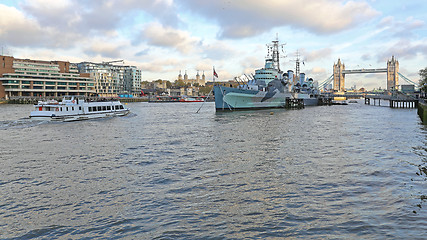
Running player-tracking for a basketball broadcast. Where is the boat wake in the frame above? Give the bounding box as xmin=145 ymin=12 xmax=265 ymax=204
xmin=0 ymin=118 xmax=49 ymax=130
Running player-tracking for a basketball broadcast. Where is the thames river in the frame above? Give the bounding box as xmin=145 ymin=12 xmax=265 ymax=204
xmin=0 ymin=101 xmax=426 ymax=239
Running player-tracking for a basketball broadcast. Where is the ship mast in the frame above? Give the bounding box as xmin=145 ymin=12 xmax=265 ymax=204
xmin=295 ymin=50 xmax=301 ymax=78
xmin=266 ymin=35 xmax=285 ymax=72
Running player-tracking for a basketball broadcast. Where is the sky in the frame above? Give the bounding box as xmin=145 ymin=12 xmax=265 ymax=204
xmin=1 ymin=0 xmax=427 ymax=90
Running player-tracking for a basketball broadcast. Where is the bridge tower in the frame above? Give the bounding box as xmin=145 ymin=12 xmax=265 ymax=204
xmin=333 ymin=58 xmax=345 ymax=92
xmin=387 ymin=56 xmax=399 ymax=91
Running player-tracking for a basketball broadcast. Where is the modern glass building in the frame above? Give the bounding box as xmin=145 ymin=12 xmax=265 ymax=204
xmin=0 ymin=55 xmax=96 ymax=99
xmin=77 ymin=62 xmax=142 ymax=97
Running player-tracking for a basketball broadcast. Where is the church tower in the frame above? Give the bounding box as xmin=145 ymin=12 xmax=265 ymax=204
xmin=184 ymin=70 xmax=188 ymax=81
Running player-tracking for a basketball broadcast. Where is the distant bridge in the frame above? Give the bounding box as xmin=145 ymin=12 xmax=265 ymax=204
xmin=343 ymin=68 xmax=387 ymax=74
xmin=318 ymin=56 xmax=417 ymax=91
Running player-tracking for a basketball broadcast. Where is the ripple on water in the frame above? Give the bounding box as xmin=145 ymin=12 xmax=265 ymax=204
xmin=0 ymin=103 xmax=426 ymax=239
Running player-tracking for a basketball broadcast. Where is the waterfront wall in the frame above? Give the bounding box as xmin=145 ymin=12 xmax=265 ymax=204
xmin=417 ymin=101 xmax=427 ymax=123
xmin=4 ymin=97 xmax=149 ymax=104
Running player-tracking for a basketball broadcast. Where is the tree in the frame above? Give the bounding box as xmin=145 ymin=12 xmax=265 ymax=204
xmin=175 ymin=80 xmax=187 ymax=87
xmin=419 ymin=67 xmax=427 ymax=93
xmin=198 ymin=85 xmax=213 ymax=95
xmin=166 ymin=81 xmax=172 ymax=88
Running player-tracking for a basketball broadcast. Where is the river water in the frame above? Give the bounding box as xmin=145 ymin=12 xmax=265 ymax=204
xmin=0 ymin=101 xmax=426 ymax=239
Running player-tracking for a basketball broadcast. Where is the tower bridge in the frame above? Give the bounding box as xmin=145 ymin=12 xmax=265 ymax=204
xmin=317 ymin=56 xmax=417 ymax=93
xmin=332 ymin=56 xmax=399 ymax=92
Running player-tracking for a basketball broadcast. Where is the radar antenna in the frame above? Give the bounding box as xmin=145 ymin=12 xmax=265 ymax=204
xmin=266 ymin=35 xmax=286 ymax=71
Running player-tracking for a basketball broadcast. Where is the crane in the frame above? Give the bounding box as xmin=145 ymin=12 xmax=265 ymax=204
xmin=102 ymin=60 xmax=124 ymax=65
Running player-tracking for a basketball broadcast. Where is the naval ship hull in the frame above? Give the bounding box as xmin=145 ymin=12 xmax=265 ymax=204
xmin=213 ymin=85 xmax=292 ymax=111
xmin=293 ymin=93 xmax=319 ymax=106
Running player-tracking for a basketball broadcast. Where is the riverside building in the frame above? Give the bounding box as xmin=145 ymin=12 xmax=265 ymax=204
xmin=77 ymin=61 xmax=142 ymax=97
xmin=0 ymin=55 xmax=95 ymax=99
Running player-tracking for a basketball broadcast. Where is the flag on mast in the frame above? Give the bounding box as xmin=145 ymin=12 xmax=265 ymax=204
xmin=213 ymin=67 xmax=218 ymax=78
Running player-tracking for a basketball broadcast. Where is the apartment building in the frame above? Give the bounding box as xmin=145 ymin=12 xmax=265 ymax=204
xmin=0 ymin=55 xmax=95 ymax=99
xmin=77 ymin=61 xmax=142 ymax=97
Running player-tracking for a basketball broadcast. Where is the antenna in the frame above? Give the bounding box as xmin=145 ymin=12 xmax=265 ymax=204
xmin=266 ymin=35 xmax=286 ymax=71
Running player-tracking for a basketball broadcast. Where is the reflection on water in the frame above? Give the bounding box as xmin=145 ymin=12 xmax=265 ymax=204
xmin=0 ymin=101 xmax=426 ymax=239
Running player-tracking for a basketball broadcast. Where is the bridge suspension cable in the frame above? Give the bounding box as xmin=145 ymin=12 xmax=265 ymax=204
xmin=318 ymin=74 xmax=333 ymax=89
xmin=398 ymin=72 xmax=418 ymax=87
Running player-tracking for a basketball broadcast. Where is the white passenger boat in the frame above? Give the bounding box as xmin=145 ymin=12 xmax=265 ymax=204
xmin=30 ymin=96 xmax=130 ymax=121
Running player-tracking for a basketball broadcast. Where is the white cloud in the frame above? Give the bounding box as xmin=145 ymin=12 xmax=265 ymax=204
xmin=377 ymin=39 xmax=427 ymax=62
xmin=180 ymin=0 xmax=379 ymax=38
xmin=202 ymin=41 xmax=237 ymax=60
xmin=139 ymin=22 xmax=201 ymax=54
xmin=0 ymin=3 xmax=83 ymax=48
xmin=83 ymin=42 xmax=122 ymax=59
xmin=0 ymin=4 xmax=45 ymax=46
xmin=301 ymin=48 xmax=333 ymax=61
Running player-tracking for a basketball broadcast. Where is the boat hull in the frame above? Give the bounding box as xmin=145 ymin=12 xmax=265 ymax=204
xmin=292 ymin=93 xmax=319 ymax=106
xmin=214 ymin=85 xmax=292 ymax=111
xmin=30 ymin=109 xmax=130 ymax=122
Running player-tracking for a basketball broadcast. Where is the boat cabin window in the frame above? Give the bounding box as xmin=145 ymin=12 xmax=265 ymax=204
xmin=115 ymin=105 xmax=119 ymax=110
xmin=107 ymin=106 xmax=111 ymax=110
xmin=79 ymin=107 xmax=82 ymax=111
xmin=120 ymin=105 xmax=124 ymax=109
xmin=97 ymin=106 xmax=102 ymax=111
xmin=103 ymin=106 xmax=106 ymax=111
xmin=66 ymin=107 xmax=69 ymax=111
xmin=72 ymin=107 xmax=74 ymax=111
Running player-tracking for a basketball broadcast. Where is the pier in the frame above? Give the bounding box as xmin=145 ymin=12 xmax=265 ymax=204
xmin=363 ymin=92 xmax=418 ymax=108
xmin=285 ymin=98 xmax=304 ymax=109
xmin=389 ymin=99 xmax=418 ymax=108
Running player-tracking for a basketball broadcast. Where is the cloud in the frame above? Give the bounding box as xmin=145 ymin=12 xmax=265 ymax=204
xmin=135 ymin=49 xmax=150 ymax=57
xmin=83 ymin=42 xmax=122 ymax=59
xmin=20 ymin=0 xmax=78 ymax=29
xmin=361 ymin=54 xmax=371 ymax=61
xmin=138 ymin=58 xmax=184 ymax=74
xmin=180 ymin=0 xmax=379 ymax=38
xmin=0 ymin=4 xmax=82 ymax=48
xmin=377 ymin=39 xmax=427 ymax=62
xmin=240 ymin=56 xmax=264 ymax=71
xmin=311 ymin=67 xmax=327 ymax=74
xmin=378 ymin=16 xmax=425 ymax=39
xmin=138 ymin=22 xmax=201 ymax=54
xmin=21 ymin=0 xmax=181 ymax=34
xmin=202 ymin=41 xmax=237 ymax=60
xmin=300 ymin=48 xmax=333 ymax=61
xmin=0 ymin=4 xmax=45 ymax=46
